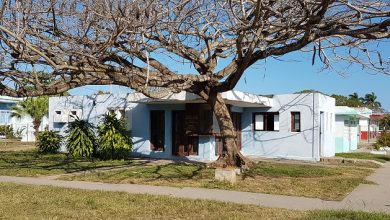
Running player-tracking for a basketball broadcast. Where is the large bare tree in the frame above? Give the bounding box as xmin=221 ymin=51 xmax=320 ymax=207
xmin=0 ymin=0 xmax=389 ymax=167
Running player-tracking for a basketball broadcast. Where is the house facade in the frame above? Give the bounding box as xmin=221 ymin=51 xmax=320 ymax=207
xmin=49 ymin=91 xmax=335 ymax=162
xmin=334 ymin=106 xmax=369 ymax=153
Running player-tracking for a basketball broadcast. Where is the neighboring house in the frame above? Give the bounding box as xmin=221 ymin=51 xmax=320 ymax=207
xmin=369 ymin=113 xmax=385 ymax=139
xmin=0 ymin=96 xmax=48 ymax=142
xmin=354 ymin=107 xmax=372 ymax=141
xmin=49 ymin=91 xmax=335 ymax=162
xmin=334 ymin=106 xmax=368 ymax=153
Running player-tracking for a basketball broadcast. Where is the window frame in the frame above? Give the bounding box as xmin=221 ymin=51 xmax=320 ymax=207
xmin=291 ymin=112 xmax=301 ymax=132
xmin=253 ymin=112 xmax=279 ymax=131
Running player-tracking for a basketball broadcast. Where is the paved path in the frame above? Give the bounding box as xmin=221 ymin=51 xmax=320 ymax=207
xmin=0 ymin=163 xmax=389 ymax=213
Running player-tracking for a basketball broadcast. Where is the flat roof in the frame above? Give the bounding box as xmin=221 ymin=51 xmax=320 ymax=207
xmin=128 ymin=91 xmax=273 ymax=107
xmin=335 ymin=106 xmax=369 ymax=119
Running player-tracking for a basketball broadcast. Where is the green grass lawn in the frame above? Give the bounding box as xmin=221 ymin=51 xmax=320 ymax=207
xmin=336 ymin=152 xmax=390 ymax=163
xmin=1 ymin=183 xmax=389 ymax=220
xmin=0 ymin=150 xmax=135 ymax=176
xmin=62 ymin=161 xmax=374 ymax=201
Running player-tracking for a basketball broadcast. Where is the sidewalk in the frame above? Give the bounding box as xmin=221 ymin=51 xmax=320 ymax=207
xmin=0 ymin=163 xmax=389 ymax=213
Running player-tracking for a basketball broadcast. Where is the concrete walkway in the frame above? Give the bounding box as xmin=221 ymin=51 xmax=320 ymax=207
xmin=0 ymin=163 xmax=389 ymax=213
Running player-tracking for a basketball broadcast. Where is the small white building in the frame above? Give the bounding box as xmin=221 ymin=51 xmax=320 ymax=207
xmin=335 ymin=106 xmax=368 ymax=153
xmin=0 ymin=96 xmax=48 ymax=142
xmin=49 ymin=91 xmax=336 ymax=162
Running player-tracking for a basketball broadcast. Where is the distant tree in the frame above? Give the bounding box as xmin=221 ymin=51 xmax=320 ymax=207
xmin=331 ymin=94 xmax=348 ymax=106
xmin=345 ymin=93 xmax=364 ymax=107
xmin=11 ymin=97 xmax=49 ymax=138
xmin=380 ymin=114 xmax=390 ymax=131
xmin=362 ymin=92 xmax=382 ymax=112
xmin=95 ymin=90 xmax=110 ymax=95
xmin=295 ymin=89 xmax=324 ymax=94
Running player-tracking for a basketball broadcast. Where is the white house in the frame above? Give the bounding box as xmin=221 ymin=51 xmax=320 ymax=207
xmin=49 ymin=91 xmax=335 ymax=162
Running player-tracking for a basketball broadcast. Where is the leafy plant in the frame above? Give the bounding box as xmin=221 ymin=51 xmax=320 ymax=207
xmin=374 ymin=131 xmax=390 ymax=150
xmin=36 ymin=130 xmax=62 ymax=153
xmin=380 ymin=114 xmax=390 ymax=131
xmin=0 ymin=125 xmax=16 ymax=139
xmin=97 ymin=113 xmax=132 ymax=159
xmin=66 ymin=117 xmax=96 ymax=158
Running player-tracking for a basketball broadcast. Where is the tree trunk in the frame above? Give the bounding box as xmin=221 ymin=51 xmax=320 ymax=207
xmin=207 ymin=92 xmax=254 ymax=168
xmin=33 ymin=120 xmax=41 ymax=140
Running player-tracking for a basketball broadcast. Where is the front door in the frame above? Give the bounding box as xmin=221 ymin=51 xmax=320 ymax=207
xmin=231 ymin=112 xmax=242 ymax=150
xmin=172 ymin=110 xmax=186 ymax=156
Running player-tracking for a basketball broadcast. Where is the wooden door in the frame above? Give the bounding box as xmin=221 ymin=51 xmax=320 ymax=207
xmin=231 ymin=112 xmax=242 ymax=150
xmin=172 ymin=111 xmax=186 ymax=156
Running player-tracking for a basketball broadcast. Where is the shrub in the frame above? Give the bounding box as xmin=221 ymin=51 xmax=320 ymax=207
xmin=66 ymin=117 xmax=96 ymax=158
xmin=97 ymin=113 xmax=132 ymax=159
xmin=374 ymin=131 xmax=390 ymax=150
xmin=0 ymin=125 xmax=16 ymax=139
xmin=36 ymin=130 xmax=62 ymax=153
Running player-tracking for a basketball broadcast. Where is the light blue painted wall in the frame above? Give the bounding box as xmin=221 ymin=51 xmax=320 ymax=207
xmin=240 ymin=93 xmax=335 ymax=161
xmin=49 ymin=93 xmax=336 ymax=162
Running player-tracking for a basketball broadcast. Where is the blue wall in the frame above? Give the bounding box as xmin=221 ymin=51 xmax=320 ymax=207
xmin=131 ymin=103 xmax=218 ymax=161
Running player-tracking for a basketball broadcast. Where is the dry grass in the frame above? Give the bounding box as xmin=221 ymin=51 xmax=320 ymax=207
xmin=0 ymin=140 xmax=35 ymax=152
xmin=62 ymin=162 xmax=374 ymax=201
xmin=1 ymin=182 xmax=389 ymax=220
xmin=0 ymin=182 xmax=304 ymax=220
xmin=336 ymin=152 xmax=390 ymax=163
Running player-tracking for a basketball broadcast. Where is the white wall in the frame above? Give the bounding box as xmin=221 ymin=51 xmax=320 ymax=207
xmin=49 ymin=94 xmax=137 ymax=151
xmin=316 ymin=93 xmax=336 ymax=157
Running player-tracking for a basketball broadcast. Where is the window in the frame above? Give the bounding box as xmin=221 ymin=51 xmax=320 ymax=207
xmin=150 ymin=110 xmax=165 ymax=151
xmin=291 ymin=112 xmax=301 ymax=132
xmin=0 ymin=110 xmax=12 ymax=125
xmin=253 ymin=112 xmax=279 ymax=131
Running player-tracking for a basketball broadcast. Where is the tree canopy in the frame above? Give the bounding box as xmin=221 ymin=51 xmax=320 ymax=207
xmin=1 ymin=0 xmax=389 ymax=166
xmin=0 ymin=0 xmax=388 ymax=98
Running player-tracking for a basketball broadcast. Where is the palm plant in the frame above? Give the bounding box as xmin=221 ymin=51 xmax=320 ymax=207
xmin=36 ymin=130 xmax=62 ymax=153
xmin=97 ymin=113 xmax=132 ymax=160
xmin=66 ymin=117 xmax=97 ymax=158
xmin=11 ymin=97 xmax=49 ymax=138
xmin=363 ymin=92 xmax=382 ymax=111
xmin=346 ymin=93 xmax=363 ymax=107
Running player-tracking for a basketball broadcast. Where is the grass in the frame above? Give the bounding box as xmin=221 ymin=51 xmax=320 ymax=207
xmin=0 ymin=182 xmax=304 ymax=220
xmin=62 ymin=161 xmax=374 ymax=201
xmin=0 ymin=140 xmax=35 ymax=152
xmin=336 ymin=152 xmax=390 ymax=163
xmin=304 ymin=210 xmax=390 ymax=220
xmin=1 ymin=182 xmax=390 ymax=220
xmin=0 ymin=150 xmax=135 ymax=176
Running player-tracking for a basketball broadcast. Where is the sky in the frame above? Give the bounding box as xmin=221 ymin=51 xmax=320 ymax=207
xmin=70 ymin=43 xmax=390 ymax=111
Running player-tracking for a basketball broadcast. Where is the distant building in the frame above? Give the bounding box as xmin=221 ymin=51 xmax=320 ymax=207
xmin=334 ymin=107 xmax=368 ymax=153
xmin=0 ymin=96 xmax=48 ymax=142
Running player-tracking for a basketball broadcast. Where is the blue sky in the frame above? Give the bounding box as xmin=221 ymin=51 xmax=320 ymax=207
xmin=70 ymin=43 xmax=390 ymax=111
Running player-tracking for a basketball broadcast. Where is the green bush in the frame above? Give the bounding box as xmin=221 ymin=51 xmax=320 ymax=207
xmin=374 ymin=131 xmax=390 ymax=150
xmin=97 ymin=113 xmax=132 ymax=159
xmin=36 ymin=131 xmax=62 ymax=153
xmin=0 ymin=125 xmax=16 ymax=139
xmin=66 ymin=117 xmax=96 ymax=158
